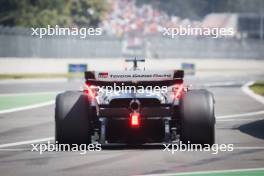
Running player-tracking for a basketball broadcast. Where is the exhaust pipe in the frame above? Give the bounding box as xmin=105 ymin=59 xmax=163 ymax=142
xmin=129 ymin=99 xmax=141 ymax=112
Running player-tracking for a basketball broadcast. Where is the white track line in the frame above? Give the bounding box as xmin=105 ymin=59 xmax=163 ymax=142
xmin=242 ymin=81 xmax=264 ymax=104
xmin=0 ymin=148 xmax=29 ymax=151
xmin=0 ymin=137 xmax=54 ymax=149
xmin=204 ymin=81 xmax=242 ymax=87
xmin=216 ymin=81 xmax=264 ymax=120
xmin=234 ymin=147 xmax=264 ymax=150
xmin=217 ymin=110 xmax=264 ymax=119
xmin=0 ymin=91 xmax=58 ymax=97
xmin=217 ymin=118 xmax=264 ymax=122
xmin=0 ymin=100 xmax=54 ymax=114
xmin=140 ymin=167 xmax=264 ymax=176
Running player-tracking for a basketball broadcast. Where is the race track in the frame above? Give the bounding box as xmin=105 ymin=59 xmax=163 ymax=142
xmin=0 ymin=74 xmax=263 ymax=176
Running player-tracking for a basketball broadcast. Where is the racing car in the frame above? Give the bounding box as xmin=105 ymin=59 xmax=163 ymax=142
xmin=55 ymin=58 xmax=215 ymax=145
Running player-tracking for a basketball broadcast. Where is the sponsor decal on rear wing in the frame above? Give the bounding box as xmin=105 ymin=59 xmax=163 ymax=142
xmin=85 ymin=70 xmax=184 ymax=82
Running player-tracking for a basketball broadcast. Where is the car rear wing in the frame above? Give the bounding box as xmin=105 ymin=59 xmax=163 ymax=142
xmin=84 ymin=70 xmax=184 ymax=86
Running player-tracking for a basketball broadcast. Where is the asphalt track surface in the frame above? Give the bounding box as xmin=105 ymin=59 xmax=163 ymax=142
xmin=0 ymin=74 xmax=264 ymax=176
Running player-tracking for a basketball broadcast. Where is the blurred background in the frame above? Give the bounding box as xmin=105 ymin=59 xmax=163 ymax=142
xmin=0 ymin=0 xmax=263 ymax=77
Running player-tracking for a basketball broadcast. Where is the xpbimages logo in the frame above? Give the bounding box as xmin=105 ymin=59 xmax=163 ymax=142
xmin=31 ymin=141 xmax=102 ymax=155
xmin=162 ymin=25 xmax=234 ymax=38
xmin=31 ymin=25 xmax=102 ymax=38
xmin=163 ymin=141 xmax=234 ymax=154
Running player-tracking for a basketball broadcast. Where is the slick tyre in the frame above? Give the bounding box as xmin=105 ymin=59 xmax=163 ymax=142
xmin=55 ymin=91 xmax=93 ymax=145
xmin=180 ymin=89 xmax=215 ymax=146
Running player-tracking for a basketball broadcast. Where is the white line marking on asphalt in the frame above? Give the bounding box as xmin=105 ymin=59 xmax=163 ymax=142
xmin=0 ymin=100 xmax=55 ymax=114
xmin=140 ymin=167 xmax=264 ymax=176
xmin=217 ymin=118 xmax=264 ymax=122
xmin=0 ymin=91 xmax=58 ymax=97
xmin=234 ymin=147 xmax=264 ymax=150
xmin=0 ymin=148 xmax=29 ymax=151
xmin=217 ymin=110 xmax=264 ymax=119
xmin=204 ymin=81 xmax=242 ymax=87
xmin=0 ymin=137 xmax=54 ymax=148
xmin=242 ymin=81 xmax=264 ymax=104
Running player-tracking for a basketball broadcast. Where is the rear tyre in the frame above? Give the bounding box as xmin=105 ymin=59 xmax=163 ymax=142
xmin=55 ymin=91 xmax=94 ymax=145
xmin=180 ymin=89 xmax=215 ymax=146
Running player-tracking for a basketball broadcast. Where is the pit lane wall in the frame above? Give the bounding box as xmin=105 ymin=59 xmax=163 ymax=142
xmin=0 ymin=58 xmax=263 ymax=76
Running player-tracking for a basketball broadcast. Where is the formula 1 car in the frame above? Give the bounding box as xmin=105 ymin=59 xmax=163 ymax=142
xmin=55 ymin=58 xmax=215 ymax=145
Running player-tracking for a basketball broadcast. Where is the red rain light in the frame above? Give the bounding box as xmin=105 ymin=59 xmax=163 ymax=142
xmin=130 ymin=113 xmax=140 ymax=127
xmin=174 ymin=84 xmax=184 ymax=99
xmin=84 ymin=84 xmax=96 ymax=99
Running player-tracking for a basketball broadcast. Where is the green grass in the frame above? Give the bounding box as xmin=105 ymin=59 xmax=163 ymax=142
xmin=0 ymin=93 xmax=57 ymax=110
xmin=250 ymin=81 xmax=264 ymax=96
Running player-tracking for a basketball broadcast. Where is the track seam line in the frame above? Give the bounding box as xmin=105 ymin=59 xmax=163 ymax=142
xmin=217 ymin=110 xmax=264 ymax=119
xmin=139 ymin=167 xmax=264 ymax=176
xmin=0 ymin=100 xmax=55 ymax=114
xmin=0 ymin=137 xmax=54 ymax=148
xmin=0 ymin=91 xmax=59 ymax=97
